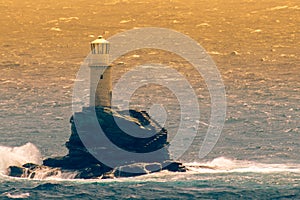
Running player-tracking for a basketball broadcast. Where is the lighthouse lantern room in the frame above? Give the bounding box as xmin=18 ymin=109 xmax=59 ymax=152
xmin=89 ymin=36 xmax=112 ymax=107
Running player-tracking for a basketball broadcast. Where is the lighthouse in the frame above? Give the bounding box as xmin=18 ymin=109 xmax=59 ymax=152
xmin=88 ymin=36 xmax=112 ymax=107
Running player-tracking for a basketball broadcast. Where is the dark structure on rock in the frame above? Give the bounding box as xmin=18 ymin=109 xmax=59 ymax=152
xmin=8 ymin=37 xmax=186 ymax=179
xmin=8 ymin=107 xmax=186 ymax=179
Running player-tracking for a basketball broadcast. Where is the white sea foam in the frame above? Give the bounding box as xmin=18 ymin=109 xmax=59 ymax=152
xmin=0 ymin=143 xmax=42 ymax=175
xmin=28 ymin=168 xmax=77 ymax=180
xmin=0 ymin=143 xmax=79 ymax=180
xmin=4 ymin=192 xmax=30 ymax=199
xmin=1 ymin=143 xmax=299 ymax=182
xmin=185 ymin=157 xmax=300 ymax=174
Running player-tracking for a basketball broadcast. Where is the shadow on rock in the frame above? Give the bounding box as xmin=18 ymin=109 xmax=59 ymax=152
xmin=8 ymin=107 xmax=187 ymax=179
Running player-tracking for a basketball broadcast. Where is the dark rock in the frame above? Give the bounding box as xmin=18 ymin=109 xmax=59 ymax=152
xmin=22 ymin=163 xmax=39 ymax=170
xmin=43 ymin=155 xmax=100 ymax=170
xmin=162 ymin=161 xmax=187 ymax=172
xmin=102 ymin=171 xmax=116 ymax=179
xmin=113 ymin=163 xmax=148 ymax=178
xmin=8 ymin=166 xmax=25 ymax=177
xmin=68 ymin=107 xmax=169 ymax=156
xmin=29 ymin=172 xmax=36 ymax=179
xmin=75 ymin=164 xmax=111 ymax=179
xmin=112 ymin=162 xmax=163 ymax=178
xmin=8 ymin=107 xmax=187 ymax=179
xmin=145 ymin=163 xmax=162 ymax=173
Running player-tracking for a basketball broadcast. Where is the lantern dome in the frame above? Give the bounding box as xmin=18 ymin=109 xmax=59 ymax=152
xmin=91 ymin=36 xmax=110 ymax=54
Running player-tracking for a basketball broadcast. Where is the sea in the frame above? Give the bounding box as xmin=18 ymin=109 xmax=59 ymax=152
xmin=0 ymin=0 xmax=299 ymax=199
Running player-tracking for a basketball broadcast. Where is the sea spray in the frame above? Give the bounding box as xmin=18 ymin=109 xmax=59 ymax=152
xmin=184 ymin=157 xmax=300 ymax=174
xmin=0 ymin=143 xmax=42 ymax=175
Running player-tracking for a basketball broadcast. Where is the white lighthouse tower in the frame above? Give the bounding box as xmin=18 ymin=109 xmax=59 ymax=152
xmin=88 ymin=36 xmax=112 ymax=107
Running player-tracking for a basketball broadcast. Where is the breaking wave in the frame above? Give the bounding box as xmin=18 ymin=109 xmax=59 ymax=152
xmin=1 ymin=143 xmax=300 ymax=181
xmin=0 ymin=143 xmax=42 ymax=175
xmin=185 ymin=157 xmax=300 ymax=174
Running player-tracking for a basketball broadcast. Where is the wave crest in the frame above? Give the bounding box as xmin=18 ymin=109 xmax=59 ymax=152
xmin=185 ymin=157 xmax=300 ymax=173
xmin=0 ymin=143 xmax=42 ymax=175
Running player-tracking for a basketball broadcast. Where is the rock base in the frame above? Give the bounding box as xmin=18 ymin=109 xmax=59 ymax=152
xmin=8 ymin=107 xmax=186 ymax=179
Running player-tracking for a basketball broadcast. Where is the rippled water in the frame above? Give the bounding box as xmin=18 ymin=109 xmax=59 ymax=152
xmin=1 ymin=157 xmax=300 ymax=199
xmin=0 ymin=0 xmax=299 ymax=199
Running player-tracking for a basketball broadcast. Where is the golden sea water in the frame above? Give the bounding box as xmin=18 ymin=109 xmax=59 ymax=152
xmin=0 ymin=0 xmax=299 ymax=199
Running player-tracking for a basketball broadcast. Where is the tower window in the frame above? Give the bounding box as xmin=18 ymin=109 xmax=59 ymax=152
xmin=100 ymin=74 xmax=104 ymax=79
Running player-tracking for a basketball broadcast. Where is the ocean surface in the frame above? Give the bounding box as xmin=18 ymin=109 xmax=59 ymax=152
xmin=0 ymin=0 xmax=299 ymax=199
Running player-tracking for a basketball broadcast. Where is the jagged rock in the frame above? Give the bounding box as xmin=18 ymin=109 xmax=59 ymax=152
xmin=68 ymin=107 xmax=168 ymax=156
xmin=22 ymin=163 xmax=39 ymax=170
xmin=145 ymin=163 xmax=162 ymax=173
xmin=8 ymin=107 xmax=187 ymax=179
xmin=114 ymin=163 xmax=150 ymax=178
xmin=162 ymin=161 xmax=187 ymax=172
xmin=102 ymin=171 xmax=115 ymax=179
xmin=43 ymin=155 xmax=100 ymax=170
xmin=8 ymin=166 xmax=25 ymax=177
xmin=75 ymin=164 xmax=111 ymax=179
xmin=102 ymin=163 xmax=157 ymax=179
